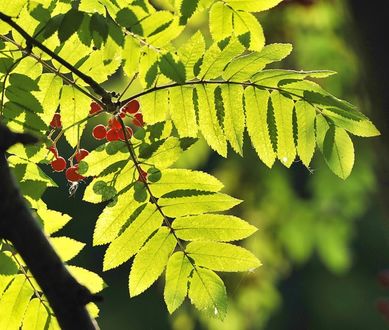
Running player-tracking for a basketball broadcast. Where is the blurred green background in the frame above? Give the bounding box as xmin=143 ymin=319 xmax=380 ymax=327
xmin=43 ymin=0 xmax=389 ymax=329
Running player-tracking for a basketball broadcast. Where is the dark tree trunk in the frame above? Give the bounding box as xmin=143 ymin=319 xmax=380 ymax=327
xmin=0 ymin=125 xmax=99 ymax=330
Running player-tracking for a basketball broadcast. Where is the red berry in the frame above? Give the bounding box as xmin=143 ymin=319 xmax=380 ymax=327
xmin=106 ymin=128 xmax=119 ymax=141
xmin=119 ymin=112 xmax=126 ymax=118
xmin=138 ymin=167 xmax=148 ymax=182
xmin=75 ymin=149 xmax=89 ymax=162
xmin=108 ymin=117 xmax=122 ymax=130
xmin=51 ymin=156 xmax=66 ymax=172
xmin=89 ymin=102 xmax=102 ymax=115
xmin=50 ymin=113 xmax=62 ymax=129
xmin=48 ymin=145 xmax=58 ymax=159
xmin=65 ymin=165 xmax=85 ymax=182
xmin=132 ymin=113 xmax=144 ymax=127
xmin=118 ymin=126 xmax=133 ymax=141
xmin=123 ymin=100 xmax=140 ymax=114
xmin=92 ymin=125 xmax=107 ymax=140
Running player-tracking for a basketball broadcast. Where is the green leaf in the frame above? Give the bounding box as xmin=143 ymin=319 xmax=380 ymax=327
xmin=139 ymin=50 xmax=159 ymax=88
xmin=123 ymin=36 xmax=141 ymax=77
xmin=58 ymin=9 xmax=84 ymax=43
xmin=252 ymin=69 xmax=336 ymax=86
xmin=159 ymin=192 xmax=242 ymax=217
xmin=196 ymin=85 xmax=227 ymax=157
xmin=178 ymin=31 xmax=205 ymax=80
xmin=93 ymin=188 xmax=143 ymax=245
xmin=322 ymin=126 xmax=355 ymax=179
xmin=149 ymin=169 xmax=223 ymax=197
xmin=220 ymin=84 xmax=244 ymax=155
xmin=173 ymin=214 xmax=257 ymax=241
xmin=35 ymin=200 xmax=72 ymax=235
xmin=90 ymin=13 xmax=109 ymax=48
xmin=199 ymin=38 xmax=245 ymax=79
xmin=188 ymin=267 xmax=227 ymax=319
xmin=209 ymin=2 xmax=233 ymax=42
xmin=0 ymin=275 xmax=34 ymax=330
xmin=232 ymin=11 xmax=264 ymax=51
xmin=225 ymin=0 xmax=283 ymax=12
xmin=144 ymin=137 xmax=190 ymax=169
xmin=67 ymin=266 xmax=105 ymax=294
xmin=22 ymin=298 xmax=49 ymax=330
xmin=34 ymin=74 xmax=63 ymax=124
xmin=322 ymin=108 xmax=380 ymax=137
xmin=186 ymin=241 xmax=261 ymax=272
xmin=60 ymin=85 xmax=90 ymax=147
xmin=164 ymin=252 xmax=192 ymax=313
xmin=315 ymin=113 xmax=330 ymax=152
xmin=168 ymin=86 xmax=197 ymax=137
xmin=159 ymin=53 xmax=186 ymax=83
xmin=295 ymin=100 xmax=317 ymax=167
xmin=271 ymin=91 xmax=296 ymax=167
xmin=176 ymin=0 xmax=200 ymax=24
xmin=79 ymin=144 xmax=129 ymax=177
xmin=129 ymin=227 xmax=176 ymax=297
xmin=0 ymin=252 xmax=18 ymax=276
xmin=103 ymin=204 xmax=164 ymax=270
xmin=139 ymin=89 xmax=169 ymax=124
xmin=50 ymin=237 xmax=85 ymax=262
xmin=244 ymin=87 xmax=276 ymax=167
xmin=0 ymin=57 xmax=14 ymax=74
xmin=223 ymin=43 xmax=293 ymax=81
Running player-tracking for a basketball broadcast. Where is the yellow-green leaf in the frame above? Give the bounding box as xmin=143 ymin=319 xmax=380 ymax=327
xmin=67 ymin=266 xmax=105 ymax=294
xmin=60 ymin=85 xmax=90 ymax=147
xmin=188 ymin=267 xmax=227 ymax=319
xmin=271 ymin=91 xmax=296 ymax=167
xmin=103 ymin=204 xmax=164 ymax=270
xmin=221 ymin=84 xmax=244 ymax=155
xmin=244 ymin=87 xmax=276 ymax=167
xmin=164 ymin=252 xmax=192 ymax=313
xmin=159 ymin=193 xmax=242 ymax=217
xmin=149 ymin=169 xmax=223 ymax=197
xmin=186 ymin=241 xmax=261 ymax=272
xmin=209 ymin=2 xmax=233 ymax=42
xmin=22 ymin=298 xmax=49 ymax=330
xmin=50 ymin=237 xmax=85 ymax=262
xmin=233 ymin=11 xmax=264 ymax=51
xmin=322 ymin=126 xmax=355 ymax=179
xmin=0 ymin=275 xmax=34 ymax=330
xmin=196 ymin=85 xmax=227 ymax=157
xmin=129 ymin=227 xmax=176 ymax=297
xmin=173 ymin=214 xmax=257 ymax=242
xmin=223 ymin=43 xmax=293 ymax=81
xmin=168 ymin=86 xmax=197 ymax=138
xmin=93 ymin=188 xmax=142 ymax=245
xmin=140 ymin=89 xmax=169 ymax=124
xmin=295 ymin=100 xmax=316 ymax=167
xmin=225 ymin=0 xmax=283 ymax=12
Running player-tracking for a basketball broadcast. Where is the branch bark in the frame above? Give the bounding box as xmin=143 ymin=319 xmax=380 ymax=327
xmin=0 ymin=125 xmax=100 ymax=330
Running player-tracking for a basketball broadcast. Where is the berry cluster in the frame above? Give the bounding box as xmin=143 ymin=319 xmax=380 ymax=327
xmin=48 ymin=112 xmax=89 ymax=183
xmin=49 ymin=145 xmax=89 ymax=182
xmin=91 ymin=100 xmax=144 ymax=142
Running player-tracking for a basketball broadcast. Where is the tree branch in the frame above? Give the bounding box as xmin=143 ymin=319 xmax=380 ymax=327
xmin=0 ymin=12 xmax=113 ymax=108
xmin=0 ymin=125 xmax=100 ymax=330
